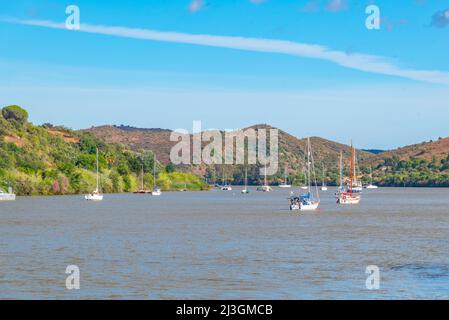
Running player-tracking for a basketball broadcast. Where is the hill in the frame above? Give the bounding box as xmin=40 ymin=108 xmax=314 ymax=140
xmin=85 ymin=123 xmax=374 ymax=185
xmin=0 ymin=106 xmax=209 ymax=195
xmin=361 ymin=138 xmax=449 ymax=187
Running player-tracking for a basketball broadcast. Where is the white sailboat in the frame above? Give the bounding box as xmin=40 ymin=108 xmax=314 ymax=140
xmin=152 ymin=156 xmax=162 ymax=196
xmin=279 ymin=164 xmax=292 ymax=188
xmin=0 ymin=184 xmax=16 ymax=201
xmin=290 ymin=138 xmax=320 ymax=211
xmin=365 ymin=167 xmax=379 ymax=189
xmin=257 ymin=164 xmax=272 ymax=192
xmin=241 ymin=166 xmax=250 ymax=194
xmin=220 ymin=169 xmax=233 ymax=191
xmin=85 ymin=148 xmax=104 ymax=201
xmin=321 ymin=163 xmax=328 ymax=191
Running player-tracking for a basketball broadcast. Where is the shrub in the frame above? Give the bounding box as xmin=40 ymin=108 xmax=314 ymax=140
xmin=2 ymin=105 xmax=29 ymax=125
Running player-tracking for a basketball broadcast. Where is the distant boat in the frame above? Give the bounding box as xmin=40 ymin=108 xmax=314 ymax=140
xmin=290 ymin=137 xmax=320 ymax=211
xmin=279 ymin=165 xmax=292 ymax=188
xmin=134 ymin=157 xmax=150 ymax=194
xmin=257 ymin=164 xmax=272 ymax=192
xmin=221 ymin=185 xmax=233 ymax=191
xmin=241 ymin=166 xmax=250 ymax=194
xmin=365 ymin=167 xmax=379 ymax=189
xmin=220 ymin=168 xmax=233 ymax=191
xmin=0 ymin=185 xmax=15 ymax=201
xmin=151 ymin=155 xmax=162 ymax=196
xmin=321 ymin=163 xmax=328 ymax=191
xmin=337 ymin=143 xmax=361 ymax=205
xmin=85 ymin=148 xmax=104 ymax=201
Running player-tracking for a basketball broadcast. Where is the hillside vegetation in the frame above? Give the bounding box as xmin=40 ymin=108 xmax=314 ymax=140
xmin=86 ymin=124 xmax=449 ymax=187
xmin=0 ymin=106 xmax=209 ymax=195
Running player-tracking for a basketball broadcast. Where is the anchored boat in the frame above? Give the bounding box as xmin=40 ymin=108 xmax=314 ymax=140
xmin=0 ymin=185 xmax=15 ymax=201
xmin=257 ymin=164 xmax=272 ymax=192
xmin=290 ymin=137 xmax=320 ymax=211
xmin=279 ymin=165 xmax=292 ymax=188
xmin=151 ymin=155 xmax=162 ymax=196
xmin=241 ymin=166 xmax=250 ymax=194
xmin=321 ymin=163 xmax=328 ymax=191
xmin=85 ymin=148 xmax=104 ymax=201
xmin=337 ymin=143 xmax=361 ymax=205
xmin=365 ymin=167 xmax=379 ymax=189
xmin=134 ymin=157 xmax=150 ymax=194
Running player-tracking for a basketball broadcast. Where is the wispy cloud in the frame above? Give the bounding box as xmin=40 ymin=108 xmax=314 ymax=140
xmin=188 ymin=0 xmax=205 ymax=13
xmin=3 ymin=18 xmax=449 ymax=85
xmin=325 ymin=0 xmax=348 ymax=12
xmin=431 ymin=7 xmax=449 ymax=28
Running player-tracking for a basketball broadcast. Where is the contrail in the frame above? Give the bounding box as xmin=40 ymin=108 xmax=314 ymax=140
xmin=4 ymin=18 xmax=449 ymax=85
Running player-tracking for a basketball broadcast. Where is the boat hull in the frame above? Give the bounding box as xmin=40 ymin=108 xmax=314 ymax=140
xmin=257 ymin=186 xmax=273 ymax=192
xmin=290 ymin=202 xmax=320 ymax=211
xmin=337 ymin=193 xmax=361 ymax=205
xmin=85 ymin=194 xmax=104 ymax=201
xmin=0 ymin=193 xmax=16 ymax=201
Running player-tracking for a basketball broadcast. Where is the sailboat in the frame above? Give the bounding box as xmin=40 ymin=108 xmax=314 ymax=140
xmin=241 ymin=166 xmax=250 ymax=194
xmin=220 ymin=168 xmax=233 ymax=191
xmin=0 ymin=184 xmax=15 ymax=201
xmin=279 ymin=164 xmax=292 ymax=188
xmin=290 ymin=138 xmax=320 ymax=211
xmin=257 ymin=164 xmax=272 ymax=192
xmin=321 ymin=163 xmax=328 ymax=191
xmin=134 ymin=157 xmax=150 ymax=194
xmin=365 ymin=167 xmax=379 ymax=189
xmin=337 ymin=143 xmax=362 ymax=205
xmin=152 ymin=156 xmax=162 ymax=196
xmin=85 ymin=148 xmax=104 ymax=201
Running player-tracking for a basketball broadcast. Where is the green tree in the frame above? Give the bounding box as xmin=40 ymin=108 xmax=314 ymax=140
xmin=2 ymin=105 xmax=29 ymax=125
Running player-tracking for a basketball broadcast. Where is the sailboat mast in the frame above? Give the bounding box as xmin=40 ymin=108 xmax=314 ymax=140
xmin=245 ymin=166 xmax=248 ymax=188
xmin=96 ymin=147 xmax=99 ymax=191
xmin=141 ymin=158 xmax=144 ymax=190
xmin=322 ymin=163 xmax=325 ymax=187
xmin=307 ymin=138 xmax=311 ymax=192
xmin=153 ymin=154 xmax=157 ymax=189
xmin=339 ymin=151 xmax=343 ymax=190
xmin=264 ymin=164 xmax=268 ymax=187
xmin=350 ymin=143 xmax=354 ymax=193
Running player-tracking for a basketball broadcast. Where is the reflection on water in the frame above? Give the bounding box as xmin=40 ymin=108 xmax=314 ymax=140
xmin=0 ymin=187 xmax=448 ymax=299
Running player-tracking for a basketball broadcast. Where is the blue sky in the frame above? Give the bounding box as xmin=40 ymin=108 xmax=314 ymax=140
xmin=1 ymin=0 xmax=449 ymax=149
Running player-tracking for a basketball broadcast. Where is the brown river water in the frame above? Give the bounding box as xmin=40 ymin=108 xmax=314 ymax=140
xmin=0 ymin=187 xmax=448 ymax=299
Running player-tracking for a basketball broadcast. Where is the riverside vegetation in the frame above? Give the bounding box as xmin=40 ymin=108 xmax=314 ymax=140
xmin=0 ymin=105 xmax=209 ymax=196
